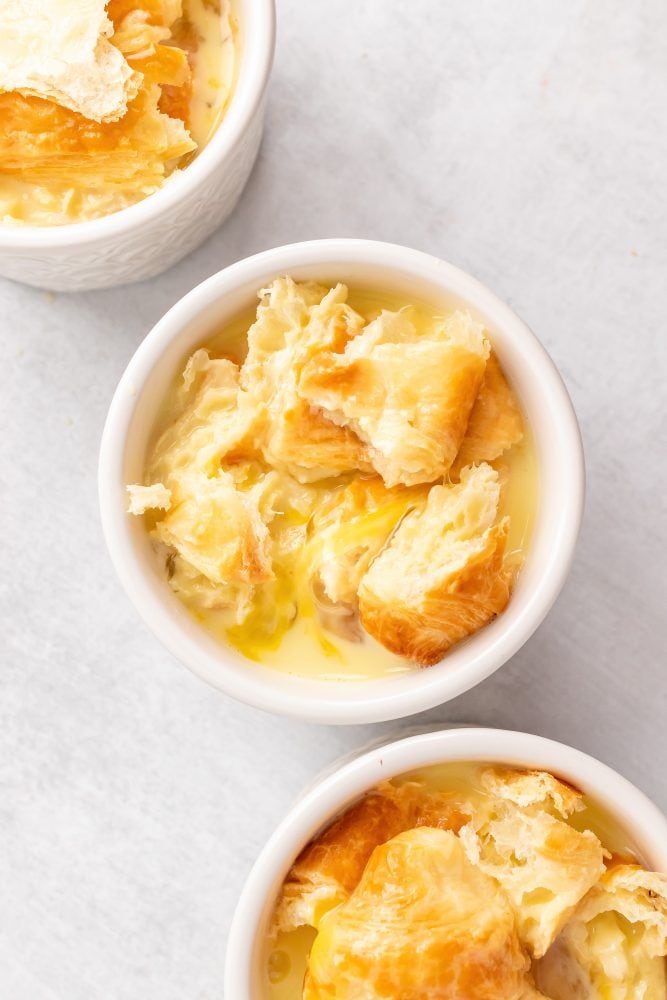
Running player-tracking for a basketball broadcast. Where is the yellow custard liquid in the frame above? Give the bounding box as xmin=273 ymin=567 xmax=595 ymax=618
xmin=186 ymin=0 xmax=240 ymax=149
xmin=146 ymin=289 xmax=539 ymax=682
xmin=0 ymin=0 xmax=239 ymax=226
xmin=265 ymin=762 xmax=641 ymax=999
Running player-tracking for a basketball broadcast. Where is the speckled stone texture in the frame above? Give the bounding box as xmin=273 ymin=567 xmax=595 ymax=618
xmin=2 ymin=1 xmax=666 ymax=996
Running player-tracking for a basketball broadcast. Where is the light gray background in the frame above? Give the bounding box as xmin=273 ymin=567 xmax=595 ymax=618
xmin=2 ymin=1 xmax=666 ymax=997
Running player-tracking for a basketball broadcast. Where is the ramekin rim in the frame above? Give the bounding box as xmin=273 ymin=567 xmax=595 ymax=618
xmin=98 ymin=238 xmax=585 ymax=724
xmin=224 ymin=726 xmax=667 ymax=995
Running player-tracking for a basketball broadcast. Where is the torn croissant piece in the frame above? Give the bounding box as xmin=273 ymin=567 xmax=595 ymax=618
xmin=480 ymin=767 xmax=585 ymax=819
xmin=303 ymin=827 xmax=541 ymax=1000
xmin=0 ymin=0 xmax=140 ymax=123
xmin=298 ymin=308 xmax=490 ymax=487
xmin=357 ymin=463 xmax=512 ymax=665
xmin=240 ymin=279 xmax=373 ymax=481
xmin=304 ymin=476 xmax=430 ymax=606
xmin=125 ymin=351 xmax=278 ymax=622
xmin=152 ymin=469 xmax=279 ymax=618
xmin=145 ymin=350 xmax=259 ymax=483
xmin=535 ymin=865 xmax=667 ymax=999
xmin=127 ymin=350 xmax=258 ymax=520
xmin=451 ymin=352 xmax=524 ymax=477
xmin=273 ymin=781 xmax=472 ymax=935
xmin=126 ymin=481 xmax=172 ymax=515
xmin=459 ymin=769 xmax=608 ymax=958
xmin=130 ymin=455 xmax=281 ymax=624
xmin=259 ymin=398 xmax=372 ymax=484
xmin=0 ymin=83 xmax=195 ymax=188
xmin=0 ymin=0 xmax=195 ymax=195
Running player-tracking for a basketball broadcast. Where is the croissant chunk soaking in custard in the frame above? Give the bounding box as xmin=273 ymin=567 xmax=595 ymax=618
xmin=127 ymin=279 xmax=537 ymax=680
xmin=268 ymin=765 xmax=667 ymax=999
xmin=0 ymin=0 xmax=238 ymax=224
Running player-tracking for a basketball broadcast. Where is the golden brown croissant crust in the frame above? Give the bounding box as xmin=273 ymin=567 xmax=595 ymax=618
xmin=303 ymin=828 xmax=540 ymax=1000
xmin=358 ymin=465 xmax=513 ymax=665
xmin=274 ymin=780 xmax=472 ymax=934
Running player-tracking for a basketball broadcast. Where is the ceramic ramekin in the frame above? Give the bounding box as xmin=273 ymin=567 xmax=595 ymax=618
xmin=225 ymin=727 xmax=667 ymax=997
xmin=0 ymin=0 xmax=275 ymax=292
xmin=98 ymin=239 xmax=584 ymax=724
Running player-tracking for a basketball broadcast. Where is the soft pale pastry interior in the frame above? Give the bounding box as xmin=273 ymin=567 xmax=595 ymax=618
xmin=535 ymin=866 xmax=667 ymax=999
xmin=127 ymin=279 xmax=535 ymax=678
xmin=0 ymin=0 xmax=238 ymax=225
xmin=268 ymin=764 xmax=667 ymax=1000
xmin=458 ymin=770 xmax=607 ymax=958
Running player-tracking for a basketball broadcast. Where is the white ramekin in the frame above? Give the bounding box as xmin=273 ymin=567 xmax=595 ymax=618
xmin=0 ymin=0 xmax=275 ymax=291
xmin=98 ymin=239 xmax=584 ymax=724
xmin=225 ymin=727 xmax=667 ymax=998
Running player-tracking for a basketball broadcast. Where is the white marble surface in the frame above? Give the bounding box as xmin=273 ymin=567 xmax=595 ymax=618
xmin=2 ymin=1 xmax=667 ymax=997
